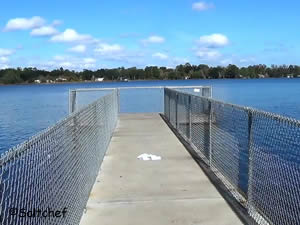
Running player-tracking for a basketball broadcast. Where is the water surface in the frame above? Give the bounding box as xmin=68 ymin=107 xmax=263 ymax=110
xmin=1 ymin=78 xmax=300 ymax=153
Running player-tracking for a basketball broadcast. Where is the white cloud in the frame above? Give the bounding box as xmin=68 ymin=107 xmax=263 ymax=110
xmin=28 ymin=55 xmax=99 ymax=70
xmin=81 ymin=63 xmax=96 ymax=69
xmin=59 ymin=61 xmax=73 ymax=68
xmin=221 ymin=58 xmax=233 ymax=65
xmin=30 ymin=26 xmax=58 ymax=36
xmin=0 ymin=57 xmax=9 ymax=63
xmin=192 ymin=2 xmax=214 ymax=11
xmin=142 ymin=35 xmax=165 ymax=44
xmin=172 ymin=57 xmax=190 ymax=65
xmin=240 ymin=57 xmax=256 ymax=63
xmin=198 ymin=33 xmax=229 ymax=48
xmin=94 ymin=43 xmax=123 ymax=55
xmin=0 ymin=48 xmax=14 ymax=56
xmin=94 ymin=44 xmax=145 ymax=65
xmin=152 ymin=52 xmax=168 ymax=60
xmin=47 ymin=56 xmax=97 ymax=70
xmin=4 ymin=16 xmax=45 ymax=31
xmin=194 ymin=33 xmax=229 ymax=62
xmin=83 ymin=58 xmax=96 ymax=64
xmin=81 ymin=58 xmax=97 ymax=69
xmin=50 ymin=29 xmax=92 ymax=43
xmin=52 ymin=20 xmax=63 ymax=26
xmin=68 ymin=45 xmax=87 ymax=53
xmin=0 ymin=64 xmax=9 ymax=69
xmin=195 ymin=48 xmax=221 ymax=60
xmin=53 ymin=55 xmax=67 ymax=61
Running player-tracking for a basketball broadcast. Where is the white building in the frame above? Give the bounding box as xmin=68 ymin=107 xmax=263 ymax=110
xmin=56 ymin=77 xmax=67 ymax=82
xmin=95 ymin=77 xmax=104 ymax=82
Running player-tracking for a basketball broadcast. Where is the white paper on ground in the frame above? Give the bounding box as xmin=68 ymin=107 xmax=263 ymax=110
xmin=194 ymin=88 xmax=200 ymax=93
xmin=137 ymin=153 xmax=162 ymax=161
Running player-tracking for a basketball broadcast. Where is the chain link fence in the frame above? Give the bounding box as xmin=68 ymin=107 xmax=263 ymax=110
xmin=164 ymin=88 xmax=300 ymax=225
xmin=0 ymin=90 xmax=118 ymax=225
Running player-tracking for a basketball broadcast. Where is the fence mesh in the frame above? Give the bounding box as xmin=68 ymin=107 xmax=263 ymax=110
xmin=0 ymin=90 xmax=118 ymax=225
xmin=248 ymin=110 xmax=300 ymax=225
xmin=190 ymin=95 xmax=211 ymax=161
xmin=164 ymin=88 xmax=300 ymax=225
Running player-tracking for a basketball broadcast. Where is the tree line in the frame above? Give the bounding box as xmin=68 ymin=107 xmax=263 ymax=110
xmin=1 ymin=63 xmax=300 ymax=84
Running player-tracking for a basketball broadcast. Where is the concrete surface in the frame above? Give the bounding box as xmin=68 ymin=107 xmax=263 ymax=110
xmin=80 ymin=114 xmax=242 ymax=225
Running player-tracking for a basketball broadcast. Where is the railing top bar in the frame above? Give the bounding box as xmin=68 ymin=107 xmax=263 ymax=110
xmin=70 ymin=88 xmax=117 ymax=92
xmin=70 ymin=86 xmax=211 ymax=92
xmin=0 ymin=90 xmax=117 ymax=167
xmin=165 ymin=85 xmax=211 ymax=89
xmin=166 ymin=87 xmax=300 ymax=126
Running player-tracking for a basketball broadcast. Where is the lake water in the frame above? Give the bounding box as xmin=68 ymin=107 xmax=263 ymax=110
xmin=1 ymin=78 xmax=300 ymax=153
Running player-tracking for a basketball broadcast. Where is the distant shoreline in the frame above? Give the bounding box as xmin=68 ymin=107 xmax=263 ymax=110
xmin=0 ymin=77 xmax=297 ymax=87
xmin=0 ymin=80 xmax=118 ymax=87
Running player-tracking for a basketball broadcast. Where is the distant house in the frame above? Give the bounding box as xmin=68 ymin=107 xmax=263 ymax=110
xmin=46 ymin=80 xmax=54 ymax=83
xmin=258 ymin=74 xmax=265 ymax=79
xmin=34 ymin=79 xmax=41 ymax=84
xmin=56 ymin=77 xmax=67 ymax=82
xmin=95 ymin=77 xmax=104 ymax=82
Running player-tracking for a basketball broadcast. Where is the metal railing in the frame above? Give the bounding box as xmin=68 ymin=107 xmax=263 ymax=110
xmin=69 ymin=86 xmax=212 ymax=114
xmin=0 ymin=90 xmax=118 ymax=225
xmin=164 ymin=88 xmax=300 ymax=225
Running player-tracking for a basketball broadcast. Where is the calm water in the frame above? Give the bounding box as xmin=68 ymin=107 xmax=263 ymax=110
xmin=1 ymin=78 xmax=300 ymax=153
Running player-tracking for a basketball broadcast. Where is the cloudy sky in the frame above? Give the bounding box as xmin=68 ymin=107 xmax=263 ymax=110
xmin=0 ymin=0 xmax=299 ymax=70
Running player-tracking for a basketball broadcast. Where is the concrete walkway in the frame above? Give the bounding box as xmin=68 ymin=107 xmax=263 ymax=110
xmin=80 ymin=114 xmax=242 ymax=225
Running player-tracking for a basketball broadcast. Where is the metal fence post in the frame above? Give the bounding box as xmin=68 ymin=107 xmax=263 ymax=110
xmin=69 ymin=90 xmax=77 ymax=114
xmin=247 ymin=109 xmax=253 ymax=208
xmin=209 ymin=100 xmax=212 ymax=167
xmin=164 ymin=88 xmax=167 ymax=118
xmin=168 ymin=90 xmax=171 ymax=121
xmin=176 ymin=93 xmax=178 ymax=129
xmin=189 ymin=95 xmax=192 ymax=142
xmin=69 ymin=90 xmax=71 ymax=114
xmin=117 ymin=88 xmax=120 ymax=113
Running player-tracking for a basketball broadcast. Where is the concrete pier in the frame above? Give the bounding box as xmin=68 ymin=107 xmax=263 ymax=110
xmin=80 ymin=114 xmax=242 ymax=225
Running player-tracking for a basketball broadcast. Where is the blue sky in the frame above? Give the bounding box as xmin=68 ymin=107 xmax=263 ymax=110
xmin=0 ymin=0 xmax=299 ymax=70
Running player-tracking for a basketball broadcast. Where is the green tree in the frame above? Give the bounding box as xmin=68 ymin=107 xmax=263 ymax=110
xmin=225 ymin=64 xmax=239 ymax=78
xmin=1 ymin=70 xmax=23 ymax=84
xmin=208 ymin=66 xmax=224 ymax=79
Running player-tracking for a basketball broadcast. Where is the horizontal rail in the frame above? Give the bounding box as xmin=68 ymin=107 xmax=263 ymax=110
xmin=70 ymin=86 xmax=212 ymax=92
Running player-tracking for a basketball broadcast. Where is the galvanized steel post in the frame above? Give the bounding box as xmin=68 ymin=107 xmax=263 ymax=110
xmin=247 ymin=109 xmax=253 ymax=208
xmin=117 ymin=88 xmax=120 ymax=113
xmin=69 ymin=90 xmax=77 ymax=114
xmin=208 ymin=100 xmax=212 ymax=167
xmin=189 ymin=95 xmax=192 ymax=142
xmin=176 ymin=93 xmax=178 ymax=129
xmin=168 ymin=90 xmax=171 ymax=120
